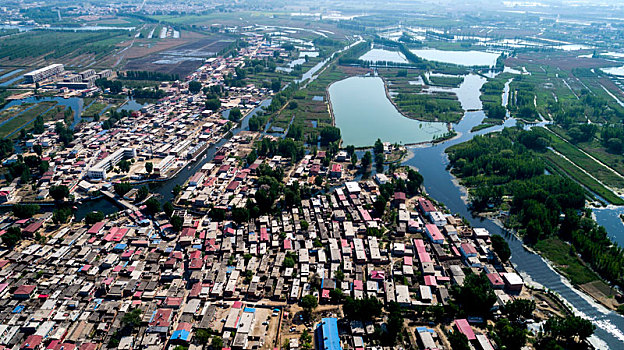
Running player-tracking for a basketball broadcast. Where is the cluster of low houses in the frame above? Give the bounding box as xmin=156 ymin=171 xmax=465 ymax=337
xmin=4 ymin=37 xmax=277 ymax=204
xmin=0 ymin=142 xmax=525 ymax=349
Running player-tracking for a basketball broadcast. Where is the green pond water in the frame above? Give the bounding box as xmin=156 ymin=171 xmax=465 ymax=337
xmin=328 ymin=76 xmax=448 ymax=147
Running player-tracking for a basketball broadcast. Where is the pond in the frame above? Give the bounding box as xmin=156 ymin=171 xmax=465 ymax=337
xmin=359 ymin=49 xmax=408 ymax=64
xmin=328 ymin=76 xmax=448 ymax=147
xmin=423 ymin=73 xmax=487 ymax=110
xmin=601 ymin=66 xmax=624 ymax=77
xmin=410 ymin=48 xmax=500 ymax=67
xmin=593 ymin=206 xmax=624 ymax=247
xmin=117 ymin=98 xmax=149 ymax=113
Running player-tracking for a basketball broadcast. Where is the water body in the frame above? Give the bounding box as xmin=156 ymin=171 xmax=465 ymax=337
xmin=117 ymin=99 xmax=148 ymax=113
xmin=423 ymin=73 xmax=486 ymax=110
xmin=0 ymin=75 xmax=24 ymax=87
xmin=0 ymin=69 xmax=23 ymax=81
xmin=359 ymin=49 xmax=408 ymax=64
xmin=593 ymin=207 xmax=624 ymax=247
xmin=328 ymin=76 xmax=447 ymax=147
xmin=411 ymin=48 xmax=500 ymax=67
xmin=601 ymin=66 xmax=624 ymax=77
xmin=326 ymin=55 xmax=622 ymax=345
xmin=0 ymin=96 xmax=84 ymax=129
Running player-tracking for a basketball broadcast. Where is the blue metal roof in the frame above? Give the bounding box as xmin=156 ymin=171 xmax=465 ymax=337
xmin=12 ymin=305 xmax=24 ymax=313
xmin=318 ymin=317 xmax=341 ymax=350
xmin=170 ymin=329 xmax=190 ymax=341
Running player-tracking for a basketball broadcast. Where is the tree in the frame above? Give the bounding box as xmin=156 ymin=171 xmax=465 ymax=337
xmin=375 ymin=152 xmax=384 ymax=173
xmin=494 ymin=318 xmax=527 ymax=350
xmin=50 ymin=185 xmax=70 ymax=201
xmin=12 ymin=204 xmax=40 ymax=219
xmin=543 ymin=315 xmax=595 ymax=344
xmin=85 ymin=211 xmax=105 ymax=225
xmin=451 ymin=273 xmax=496 ymax=317
xmin=145 ymin=162 xmax=153 ymax=174
xmin=448 ymin=331 xmax=471 ymax=350
xmin=246 ymin=149 xmax=258 ymax=165
xmin=491 ymin=235 xmax=511 ymax=262
xmin=229 ymin=107 xmax=242 ymax=122
xmin=173 ymin=184 xmax=183 ymax=197
xmin=361 ymin=151 xmax=372 ymax=171
xmin=195 ymin=329 xmax=211 ymax=345
xmin=52 ymin=207 xmax=72 ymax=224
xmin=144 ymin=198 xmax=161 ymax=216
xmin=300 ymin=295 xmax=318 ymax=319
xmin=314 ymin=175 xmax=324 ymax=187
xmin=136 ymin=186 xmax=149 ymax=202
xmin=163 ymin=201 xmax=174 ymax=218
xmin=211 ymin=336 xmax=223 ymax=349
xmin=270 ymin=78 xmax=282 ymax=91
xmin=351 ymin=152 xmax=358 ymax=168
xmin=232 ymin=207 xmax=249 ymax=224
xmin=374 ymin=138 xmax=384 ymax=155
xmin=300 ymin=220 xmax=309 ymax=231
xmin=320 ymin=126 xmax=341 ymax=146
xmin=343 ymin=297 xmax=383 ymax=321
xmin=2 ymin=226 xmax=22 ymax=248
xmin=33 ymin=144 xmax=43 ymax=156
xmin=503 ymin=299 xmax=535 ymax=323
xmin=373 ymin=196 xmax=387 ymax=217
xmin=114 ymin=182 xmax=133 ymax=197
xmin=205 ymin=98 xmax=221 ymax=111
xmin=385 ymin=302 xmax=404 ymax=345
xmin=122 ymin=308 xmax=143 ymax=329
xmin=118 ymin=159 xmax=131 ymax=173
xmin=170 ymin=215 xmax=183 ymax=232
xmin=188 ymin=81 xmax=202 ymax=94
xmin=283 ymin=256 xmax=295 ymax=268
xmin=329 ymin=288 xmax=344 ymax=304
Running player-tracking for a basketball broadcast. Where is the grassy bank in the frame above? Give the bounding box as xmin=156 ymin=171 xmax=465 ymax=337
xmin=540 ymin=149 xmax=624 ymax=205
xmin=535 ymin=237 xmax=599 ymax=285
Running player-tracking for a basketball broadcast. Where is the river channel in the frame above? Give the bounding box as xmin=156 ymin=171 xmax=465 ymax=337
xmin=392 ymin=81 xmax=621 ymax=348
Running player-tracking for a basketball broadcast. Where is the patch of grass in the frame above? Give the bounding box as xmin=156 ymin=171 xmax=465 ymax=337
xmin=428 ymin=75 xmax=464 ymax=87
xmin=83 ymin=102 xmax=107 ymax=117
xmin=540 ymin=149 xmax=624 ymax=205
xmin=470 ymin=123 xmax=496 ymax=132
xmin=546 ymin=129 xmax=624 ymax=189
xmin=0 ymin=101 xmax=57 ymax=138
xmin=535 ymin=237 xmax=599 ymax=285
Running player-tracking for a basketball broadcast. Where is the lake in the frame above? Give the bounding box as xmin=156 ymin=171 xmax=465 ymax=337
xmin=359 ymin=49 xmax=408 ymax=64
xmin=410 ymin=48 xmax=500 ymax=67
xmin=328 ymin=76 xmax=448 ymax=147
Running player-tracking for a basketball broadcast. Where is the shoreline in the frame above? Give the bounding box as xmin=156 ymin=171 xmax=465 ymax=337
xmin=403 ymin=147 xmax=621 ymax=323
xmin=415 ymin=150 xmax=622 ymax=315
xmin=330 ymin=74 xmax=464 ymax=149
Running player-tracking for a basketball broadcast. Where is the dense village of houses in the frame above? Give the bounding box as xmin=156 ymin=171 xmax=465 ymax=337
xmin=0 ymin=34 xmax=300 ymax=205
xmin=0 ymin=128 xmax=528 ymax=350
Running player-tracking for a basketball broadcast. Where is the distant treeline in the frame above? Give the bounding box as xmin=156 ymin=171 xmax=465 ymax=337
xmin=119 ymin=71 xmax=180 ymax=81
xmin=132 ymin=88 xmax=167 ymax=99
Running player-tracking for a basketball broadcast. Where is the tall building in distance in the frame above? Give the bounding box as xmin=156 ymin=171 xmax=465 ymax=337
xmin=23 ymin=64 xmax=65 ymax=83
